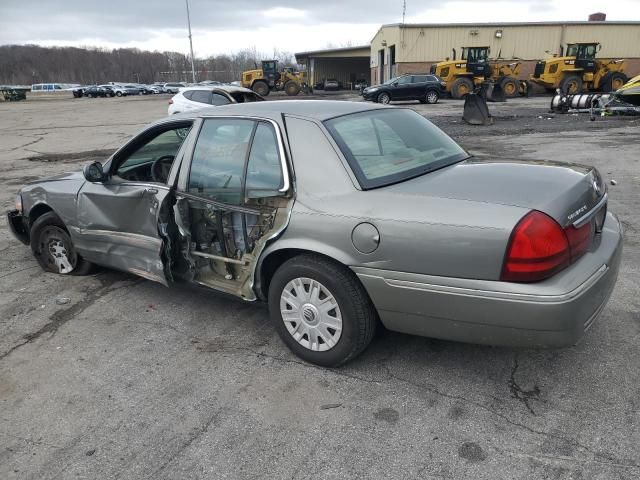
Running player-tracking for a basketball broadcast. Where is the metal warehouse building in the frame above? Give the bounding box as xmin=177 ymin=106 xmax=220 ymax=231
xmin=295 ymin=46 xmax=371 ymax=89
xmin=370 ymin=21 xmax=640 ymax=84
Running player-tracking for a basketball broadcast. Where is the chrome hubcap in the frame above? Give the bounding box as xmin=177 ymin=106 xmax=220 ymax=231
xmin=48 ymin=238 xmax=73 ymax=273
xmin=427 ymin=92 xmax=438 ymax=103
xmin=280 ymin=277 xmax=343 ymax=352
xmin=380 ymin=94 xmax=390 ymax=104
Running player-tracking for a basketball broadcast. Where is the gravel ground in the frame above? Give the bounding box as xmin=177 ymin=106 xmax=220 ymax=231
xmin=0 ymin=92 xmax=638 ymax=480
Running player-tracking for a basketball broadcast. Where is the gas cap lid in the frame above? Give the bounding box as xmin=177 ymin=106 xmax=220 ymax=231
xmin=351 ymin=222 xmax=380 ymax=254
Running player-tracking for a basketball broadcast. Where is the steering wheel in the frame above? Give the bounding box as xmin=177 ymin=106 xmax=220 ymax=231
xmin=151 ymin=155 xmax=175 ymax=183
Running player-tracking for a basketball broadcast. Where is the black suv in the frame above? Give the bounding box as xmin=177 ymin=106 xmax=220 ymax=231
xmin=363 ymin=74 xmax=446 ymax=104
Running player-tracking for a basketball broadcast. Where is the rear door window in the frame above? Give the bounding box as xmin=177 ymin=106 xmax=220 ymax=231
xmin=187 ymin=119 xmax=285 ymax=205
xmin=187 ymin=119 xmax=254 ymax=205
xmin=190 ymin=90 xmax=211 ymax=104
xmin=211 ymin=93 xmax=232 ymax=106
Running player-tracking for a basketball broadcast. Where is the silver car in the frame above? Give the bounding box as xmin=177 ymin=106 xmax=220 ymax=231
xmin=7 ymin=101 xmax=622 ymax=366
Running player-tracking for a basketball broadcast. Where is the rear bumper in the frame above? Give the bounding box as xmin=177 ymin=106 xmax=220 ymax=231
xmin=7 ymin=210 xmax=30 ymax=245
xmin=353 ymin=212 xmax=623 ymax=348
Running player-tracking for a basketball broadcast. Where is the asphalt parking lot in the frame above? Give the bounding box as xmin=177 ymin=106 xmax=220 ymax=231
xmin=1 ymin=93 xmax=639 ymax=479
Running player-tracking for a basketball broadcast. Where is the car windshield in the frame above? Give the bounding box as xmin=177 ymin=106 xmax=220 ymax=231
xmin=325 ymin=109 xmax=469 ymax=189
xmin=383 ymin=76 xmax=399 ymax=85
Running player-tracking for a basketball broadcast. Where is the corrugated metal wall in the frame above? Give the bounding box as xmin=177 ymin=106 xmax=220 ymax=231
xmin=371 ymin=23 xmax=640 ymax=65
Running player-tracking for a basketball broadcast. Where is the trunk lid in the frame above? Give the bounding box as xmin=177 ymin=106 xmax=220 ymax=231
xmin=385 ymin=158 xmax=606 ymax=227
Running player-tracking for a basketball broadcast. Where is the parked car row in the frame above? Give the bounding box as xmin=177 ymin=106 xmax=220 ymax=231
xmin=72 ymin=81 xmax=241 ymax=99
xmin=73 ymin=84 xmax=156 ymax=98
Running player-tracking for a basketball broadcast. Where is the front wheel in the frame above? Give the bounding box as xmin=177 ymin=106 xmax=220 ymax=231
xmin=268 ymin=254 xmax=377 ymax=367
xmin=377 ymin=92 xmax=391 ymax=104
xmin=560 ymin=75 xmax=583 ymax=95
xmin=252 ymin=80 xmax=270 ymax=96
xmin=115 ymin=91 xmax=123 ymax=97
xmin=30 ymin=212 xmax=94 ymax=275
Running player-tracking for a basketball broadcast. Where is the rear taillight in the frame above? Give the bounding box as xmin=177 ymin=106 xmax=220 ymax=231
xmin=168 ymin=99 xmax=173 ymax=104
xmin=502 ymin=210 xmax=595 ymax=282
xmin=501 ymin=211 xmax=570 ymax=282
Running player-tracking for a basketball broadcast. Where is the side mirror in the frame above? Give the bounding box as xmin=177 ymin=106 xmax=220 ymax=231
xmin=83 ymin=161 xmax=105 ymax=183
xmin=392 ymin=82 xmax=398 ymax=87
xmin=597 ymin=44 xmax=602 ymax=52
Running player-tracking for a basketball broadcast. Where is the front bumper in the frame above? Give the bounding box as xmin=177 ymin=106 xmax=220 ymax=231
xmin=7 ymin=210 xmax=30 ymax=245
xmin=362 ymin=90 xmax=380 ymax=101
xmin=354 ymin=212 xmax=623 ymax=348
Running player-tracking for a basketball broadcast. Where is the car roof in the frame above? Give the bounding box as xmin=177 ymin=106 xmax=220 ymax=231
xmin=167 ymin=100 xmax=386 ymax=123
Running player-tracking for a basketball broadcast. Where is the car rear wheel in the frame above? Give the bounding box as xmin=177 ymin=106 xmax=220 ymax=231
xmin=115 ymin=91 xmax=122 ymax=97
xmin=31 ymin=212 xmax=93 ymax=275
xmin=377 ymin=92 xmax=391 ymax=104
xmin=425 ymin=90 xmax=439 ymax=104
xmin=268 ymin=254 xmax=377 ymax=367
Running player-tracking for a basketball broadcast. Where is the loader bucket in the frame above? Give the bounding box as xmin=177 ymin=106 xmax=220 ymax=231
xmin=484 ymin=82 xmax=506 ymax=102
xmin=463 ymin=93 xmax=493 ymax=125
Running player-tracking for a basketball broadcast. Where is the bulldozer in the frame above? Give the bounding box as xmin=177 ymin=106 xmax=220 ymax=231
xmin=530 ymin=42 xmax=628 ymax=94
xmin=241 ymin=60 xmax=306 ymax=96
xmin=430 ymin=47 xmax=521 ymax=99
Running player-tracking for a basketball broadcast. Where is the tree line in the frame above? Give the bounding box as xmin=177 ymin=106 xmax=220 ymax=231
xmin=0 ymin=44 xmax=296 ymax=85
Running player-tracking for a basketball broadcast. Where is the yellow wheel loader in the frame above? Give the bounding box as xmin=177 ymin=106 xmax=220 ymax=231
xmin=530 ymin=43 xmax=628 ymax=94
xmin=241 ymin=60 xmax=306 ymax=96
xmin=430 ymin=47 xmax=521 ymax=99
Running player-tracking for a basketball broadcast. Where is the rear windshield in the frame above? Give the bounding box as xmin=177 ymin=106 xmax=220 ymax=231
xmin=325 ymin=109 xmax=468 ymax=189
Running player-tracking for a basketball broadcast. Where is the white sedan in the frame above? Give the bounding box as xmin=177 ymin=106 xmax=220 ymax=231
xmin=168 ymin=85 xmax=264 ymax=115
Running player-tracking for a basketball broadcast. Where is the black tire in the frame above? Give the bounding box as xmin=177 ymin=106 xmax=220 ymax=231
xmin=252 ymin=80 xmax=270 ymax=96
xmin=602 ymin=72 xmax=627 ymax=92
xmin=425 ymin=89 xmax=440 ymax=104
xmin=268 ymin=254 xmax=377 ymax=367
xmin=115 ymin=91 xmax=123 ymax=97
xmin=500 ymin=76 xmax=518 ymax=97
xmin=559 ymin=75 xmax=583 ymax=95
xmin=451 ymin=77 xmax=474 ymax=99
xmin=30 ymin=212 xmax=94 ymax=276
xmin=377 ymin=92 xmax=391 ymax=104
xmin=284 ymin=80 xmax=300 ymax=96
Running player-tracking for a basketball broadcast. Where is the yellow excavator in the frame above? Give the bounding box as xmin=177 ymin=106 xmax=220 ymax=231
xmin=430 ymin=47 xmax=521 ymax=99
xmin=530 ymin=42 xmax=628 ymax=94
xmin=241 ymin=60 xmax=306 ymax=96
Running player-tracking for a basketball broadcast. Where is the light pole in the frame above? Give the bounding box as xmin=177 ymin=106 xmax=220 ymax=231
xmin=185 ymin=0 xmax=196 ymax=83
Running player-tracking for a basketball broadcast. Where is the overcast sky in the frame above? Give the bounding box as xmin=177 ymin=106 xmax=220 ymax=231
xmin=1 ymin=1 xmax=638 ymax=56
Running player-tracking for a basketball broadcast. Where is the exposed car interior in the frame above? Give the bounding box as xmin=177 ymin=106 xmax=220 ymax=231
xmin=114 ymin=123 xmax=192 ymax=184
xmin=169 ymin=118 xmax=292 ymax=298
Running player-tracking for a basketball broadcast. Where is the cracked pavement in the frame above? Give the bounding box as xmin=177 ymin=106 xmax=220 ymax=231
xmin=0 ymin=94 xmax=639 ymax=479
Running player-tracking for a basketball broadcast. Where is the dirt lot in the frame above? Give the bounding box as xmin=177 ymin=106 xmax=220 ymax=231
xmin=1 ymin=93 xmax=639 ymax=479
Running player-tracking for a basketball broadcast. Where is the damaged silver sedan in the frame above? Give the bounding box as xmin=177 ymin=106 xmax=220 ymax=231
xmin=8 ymin=101 xmax=622 ymax=366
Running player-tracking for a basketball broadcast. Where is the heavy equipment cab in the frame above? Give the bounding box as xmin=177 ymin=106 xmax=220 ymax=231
xmin=261 ymin=60 xmax=281 ymax=87
xmin=566 ymin=43 xmax=599 ymax=73
xmin=461 ymin=47 xmax=491 ymax=77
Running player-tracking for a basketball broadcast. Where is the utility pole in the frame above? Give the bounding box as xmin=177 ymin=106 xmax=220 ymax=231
xmin=185 ymin=0 xmax=196 ymax=83
xmin=402 ymin=0 xmax=406 ymax=24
